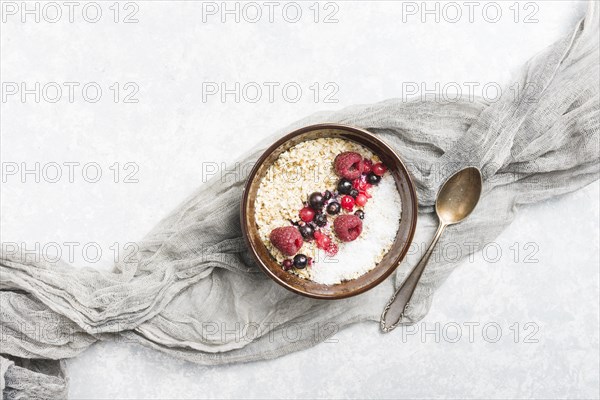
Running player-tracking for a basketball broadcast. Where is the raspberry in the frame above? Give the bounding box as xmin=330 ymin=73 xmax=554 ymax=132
xmin=334 ymin=214 xmax=363 ymax=242
xmin=269 ymin=226 xmax=303 ymax=256
xmin=334 ymin=152 xmax=364 ymax=180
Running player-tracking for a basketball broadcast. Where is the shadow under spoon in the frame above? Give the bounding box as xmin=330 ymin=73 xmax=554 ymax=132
xmin=380 ymin=166 xmax=483 ymax=332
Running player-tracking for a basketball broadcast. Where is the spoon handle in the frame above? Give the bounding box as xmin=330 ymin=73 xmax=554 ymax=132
xmin=381 ymin=222 xmax=446 ymax=332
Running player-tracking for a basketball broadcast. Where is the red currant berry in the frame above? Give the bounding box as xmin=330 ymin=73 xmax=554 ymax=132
xmin=355 ymin=193 xmax=368 ymax=207
xmin=299 ymin=207 xmax=315 ymax=222
xmin=341 ymin=195 xmax=355 ymax=211
xmin=372 ymin=163 xmax=387 ymax=176
xmin=362 ymin=183 xmax=373 ymax=198
xmin=282 ymin=259 xmax=293 ymax=270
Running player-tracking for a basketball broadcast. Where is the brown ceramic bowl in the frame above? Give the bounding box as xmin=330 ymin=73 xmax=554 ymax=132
xmin=241 ymin=123 xmax=417 ymax=299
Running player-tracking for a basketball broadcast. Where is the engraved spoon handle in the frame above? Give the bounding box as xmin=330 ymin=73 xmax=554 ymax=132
xmin=381 ymin=222 xmax=446 ymax=332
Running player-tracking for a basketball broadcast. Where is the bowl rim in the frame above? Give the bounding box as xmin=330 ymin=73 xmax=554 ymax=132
xmin=240 ymin=123 xmax=418 ymax=299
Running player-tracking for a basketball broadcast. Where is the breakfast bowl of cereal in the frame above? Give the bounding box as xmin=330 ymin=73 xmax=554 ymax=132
xmin=241 ymin=123 xmax=417 ymax=299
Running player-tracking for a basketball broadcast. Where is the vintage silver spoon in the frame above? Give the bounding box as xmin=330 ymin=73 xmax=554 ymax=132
xmin=381 ymin=166 xmax=483 ymax=332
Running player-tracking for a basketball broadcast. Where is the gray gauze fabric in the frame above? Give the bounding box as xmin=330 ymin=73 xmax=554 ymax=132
xmin=1 ymin=3 xmax=598 ymax=398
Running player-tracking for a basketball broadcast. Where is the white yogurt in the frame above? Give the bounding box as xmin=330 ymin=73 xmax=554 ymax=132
xmin=308 ymin=176 xmax=402 ymax=285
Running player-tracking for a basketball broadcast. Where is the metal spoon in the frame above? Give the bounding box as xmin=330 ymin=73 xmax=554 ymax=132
xmin=380 ymin=166 xmax=483 ymax=332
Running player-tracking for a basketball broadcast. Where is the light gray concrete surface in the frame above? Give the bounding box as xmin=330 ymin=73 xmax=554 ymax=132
xmin=1 ymin=1 xmax=597 ymax=398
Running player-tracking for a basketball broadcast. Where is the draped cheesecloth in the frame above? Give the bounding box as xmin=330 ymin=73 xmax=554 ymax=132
xmin=1 ymin=4 xmax=598 ymax=398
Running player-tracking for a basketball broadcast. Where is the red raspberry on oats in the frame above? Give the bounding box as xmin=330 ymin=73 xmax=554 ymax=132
xmin=269 ymin=226 xmax=303 ymax=256
xmin=334 ymin=152 xmax=364 ymax=180
xmin=334 ymin=214 xmax=363 ymax=242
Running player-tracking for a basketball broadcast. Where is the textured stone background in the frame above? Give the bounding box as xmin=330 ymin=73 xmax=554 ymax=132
xmin=1 ymin=1 xmax=597 ymax=398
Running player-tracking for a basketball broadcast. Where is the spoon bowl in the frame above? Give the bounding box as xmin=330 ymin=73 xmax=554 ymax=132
xmin=436 ymin=167 xmax=483 ymax=225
